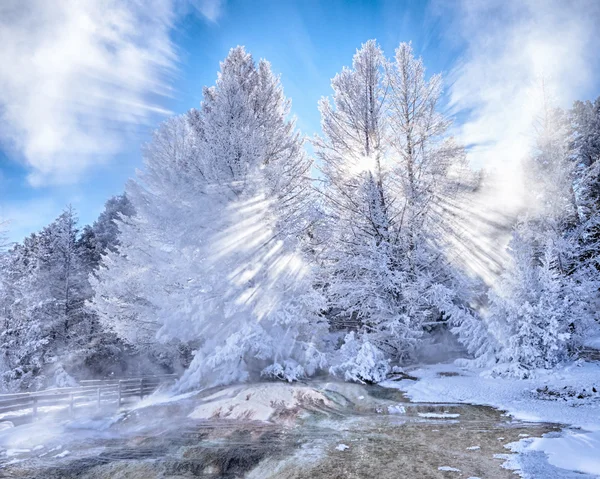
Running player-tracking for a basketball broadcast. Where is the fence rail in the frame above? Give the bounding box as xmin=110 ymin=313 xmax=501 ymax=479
xmin=0 ymin=374 xmax=178 ymax=420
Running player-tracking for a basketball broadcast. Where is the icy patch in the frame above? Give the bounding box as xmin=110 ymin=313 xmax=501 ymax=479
xmin=335 ymin=444 xmax=349 ymax=451
xmin=466 ymin=445 xmax=480 ymax=450
xmin=438 ymin=465 xmax=461 ymax=471
xmin=189 ymin=383 xmax=331 ymax=422
xmin=53 ymin=450 xmax=70 ymax=458
xmin=418 ymin=412 xmax=460 ymax=419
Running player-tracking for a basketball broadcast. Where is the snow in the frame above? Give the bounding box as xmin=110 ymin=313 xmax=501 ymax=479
xmin=335 ymin=444 xmax=349 ymax=451
xmin=438 ymin=466 xmax=461 ymax=472
xmin=528 ymin=430 xmax=600 ymax=475
xmin=6 ymin=448 xmax=30 ymax=457
xmin=387 ymin=405 xmax=405 ymax=414
xmin=466 ymin=446 xmax=480 ymax=450
xmin=53 ymin=450 xmax=70 ymax=458
xmin=381 ymin=361 xmax=600 ymax=477
xmin=417 ymin=412 xmax=460 ymax=419
xmin=381 ymin=362 xmax=600 ymax=430
xmin=584 ymin=334 xmax=600 ymax=350
xmin=0 ymin=422 xmax=14 ymax=432
xmin=188 ymin=383 xmax=331 ymax=422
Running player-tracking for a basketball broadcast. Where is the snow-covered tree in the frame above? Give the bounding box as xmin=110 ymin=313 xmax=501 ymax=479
xmin=315 ymin=40 xmax=476 ymax=382
xmin=0 ymin=202 xmax=141 ymax=390
xmin=484 ymin=222 xmax=572 ymax=377
xmin=93 ymin=47 xmax=327 ymax=390
xmin=467 ymin=99 xmax=600 ymax=375
xmin=0 ymin=207 xmax=93 ymax=389
xmin=570 ymin=97 xmax=600 ymax=279
xmin=78 ymin=194 xmax=134 ymax=272
xmin=0 ymin=220 xmax=8 ymax=251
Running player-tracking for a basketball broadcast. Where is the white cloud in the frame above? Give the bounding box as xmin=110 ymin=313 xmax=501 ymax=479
xmin=0 ymin=0 xmax=223 ymax=187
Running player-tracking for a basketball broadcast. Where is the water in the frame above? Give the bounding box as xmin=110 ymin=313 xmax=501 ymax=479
xmin=0 ymin=381 xmax=561 ymax=478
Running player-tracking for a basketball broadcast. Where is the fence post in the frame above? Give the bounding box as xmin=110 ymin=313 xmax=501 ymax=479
xmin=32 ymin=397 xmax=38 ymax=419
xmin=140 ymin=378 xmax=144 ymax=399
xmin=118 ymin=380 xmax=122 ymax=407
xmin=97 ymin=387 xmax=101 ymax=408
xmin=69 ymin=393 xmax=74 ymax=417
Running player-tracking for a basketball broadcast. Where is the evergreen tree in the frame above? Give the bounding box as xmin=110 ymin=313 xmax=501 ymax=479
xmin=468 ymin=99 xmax=600 ymax=375
xmin=0 ymin=208 xmax=89 ymax=389
xmin=93 ymin=47 xmax=327 ymax=390
xmin=78 ymin=194 xmax=134 ymax=271
xmin=571 ymin=97 xmax=600 ymax=274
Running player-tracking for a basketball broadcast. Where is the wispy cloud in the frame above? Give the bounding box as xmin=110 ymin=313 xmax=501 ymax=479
xmin=187 ymin=0 xmax=224 ymax=23
xmin=0 ymin=0 xmax=223 ymax=187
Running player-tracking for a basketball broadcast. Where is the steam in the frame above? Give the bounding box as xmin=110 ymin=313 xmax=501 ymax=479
xmin=434 ymin=0 xmax=600 ymax=281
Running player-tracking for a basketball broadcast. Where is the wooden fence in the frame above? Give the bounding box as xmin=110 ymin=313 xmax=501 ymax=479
xmin=0 ymin=374 xmax=178 ymax=420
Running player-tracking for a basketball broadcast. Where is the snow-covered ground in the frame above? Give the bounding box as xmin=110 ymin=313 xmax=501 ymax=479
xmin=381 ymin=361 xmax=600 ymax=477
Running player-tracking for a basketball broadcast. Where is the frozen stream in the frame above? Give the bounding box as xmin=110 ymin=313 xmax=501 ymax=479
xmin=0 ymin=380 xmax=568 ymax=478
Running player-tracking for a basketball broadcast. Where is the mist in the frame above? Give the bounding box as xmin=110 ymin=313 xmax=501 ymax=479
xmin=425 ymin=0 xmax=596 ymax=280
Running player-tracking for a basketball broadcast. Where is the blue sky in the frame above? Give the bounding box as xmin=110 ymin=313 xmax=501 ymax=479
xmin=1 ymin=0 xmax=600 ymax=243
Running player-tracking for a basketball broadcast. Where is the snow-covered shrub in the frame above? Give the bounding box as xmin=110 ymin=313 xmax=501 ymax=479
xmin=53 ymin=365 xmax=78 ymax=388
xmin=261 ymin=360 xmax=307 ymax=382
xmin=329 ymin=332 xmax=390 ymax=383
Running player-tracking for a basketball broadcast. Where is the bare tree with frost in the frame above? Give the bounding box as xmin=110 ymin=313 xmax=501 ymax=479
xmin=316 ymin=41 xmax=475 ymax=382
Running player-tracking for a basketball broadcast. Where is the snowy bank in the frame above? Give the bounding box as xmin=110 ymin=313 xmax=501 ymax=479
xmin=381 ymin=361 xmax=600 ymax=477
